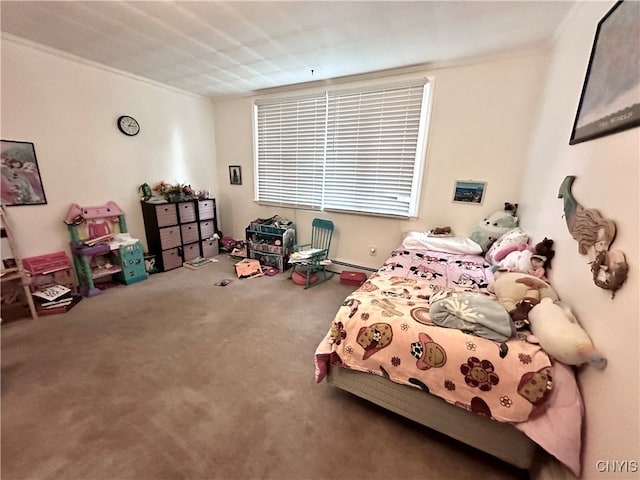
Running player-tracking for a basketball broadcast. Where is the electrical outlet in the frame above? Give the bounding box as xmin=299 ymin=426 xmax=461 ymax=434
xmin=369 ymin=246 xmax=377 ymax=256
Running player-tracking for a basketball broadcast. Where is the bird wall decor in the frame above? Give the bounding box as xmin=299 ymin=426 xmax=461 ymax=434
xmin=558 ymin=175 xmax=628 ymax=298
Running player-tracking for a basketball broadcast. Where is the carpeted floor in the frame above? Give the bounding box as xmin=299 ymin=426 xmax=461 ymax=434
xmin=1 ymin=255 xmax=528 ymax=480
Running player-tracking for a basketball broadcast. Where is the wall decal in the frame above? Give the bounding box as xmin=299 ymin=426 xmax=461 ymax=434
xmin=558 ymin=175 xmax=628 ymax=297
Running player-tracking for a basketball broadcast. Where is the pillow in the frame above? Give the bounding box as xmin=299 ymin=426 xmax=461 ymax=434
xmin=402 ymin=231 xmax=482 ymax=255
xmin=485 ymin=228 xmax=529 ymax=264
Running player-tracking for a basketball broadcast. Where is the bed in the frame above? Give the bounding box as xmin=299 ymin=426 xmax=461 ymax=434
xmin=315 ymin=234 xmax=583 ymax=476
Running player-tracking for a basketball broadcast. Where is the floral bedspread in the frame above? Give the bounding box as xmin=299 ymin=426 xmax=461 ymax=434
xmin=316 ymin=249 xmax=553 ymax=423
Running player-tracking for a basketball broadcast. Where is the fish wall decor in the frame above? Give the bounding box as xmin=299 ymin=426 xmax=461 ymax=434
xmin=558 ymin=175 xmax=628 ymax=298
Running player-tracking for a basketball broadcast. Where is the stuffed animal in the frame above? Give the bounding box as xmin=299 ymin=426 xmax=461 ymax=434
xmin=430 ymin=226 xmax=452 ymax=236
xmin=487 ymin=271 xmax=558 ymax=312
xmin=469 ymin=210 xmax=519 ymax=253
xmin=504 ymin=202 xmax=519 ymax=216
xmin=493 ymin=249 xmax=549 ymax=281
xmin=527 ymin=298 xmax=607 ymax=369
xmin=492 ymin=247 xmax=533 ymax=273
xmin=510 ymin=298 xmax=537 ymax=330
xmin=534 ymin=237 xmax=555 ymax=271
xmin=528 ymin=254 xmax=547 ymax=280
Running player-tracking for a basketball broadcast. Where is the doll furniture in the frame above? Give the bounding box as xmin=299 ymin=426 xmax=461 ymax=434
xmin=65 ymin=201 xmax=147 ymax=296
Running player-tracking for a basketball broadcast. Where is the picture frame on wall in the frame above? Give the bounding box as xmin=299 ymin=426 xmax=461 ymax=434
xmin=229 ymin=165 xmax=242 ymax=185
xmin=452 ymin=180 xmax=486 ymax=205
xmin=1 ymin=140 xmax=47 ymax=206
xmin=569 ymin=0 xmax=640 ymax=145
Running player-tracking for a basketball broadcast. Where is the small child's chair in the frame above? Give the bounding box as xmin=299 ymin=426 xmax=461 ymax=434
xmin=289 ymin=218 xmax=334 ymax=288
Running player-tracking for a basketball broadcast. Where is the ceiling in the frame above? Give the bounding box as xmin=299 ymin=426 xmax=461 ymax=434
xmin=1 ymin=1 xmax=577 ymax=101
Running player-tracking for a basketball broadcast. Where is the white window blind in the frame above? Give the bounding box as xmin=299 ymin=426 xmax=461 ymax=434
xmin=325 ymin=84 xmax=427 ymax=216
xmin=255 ymin=95 xmax=326 ymax=209
xmin=254 ymin=81 xmax=430 ymax=217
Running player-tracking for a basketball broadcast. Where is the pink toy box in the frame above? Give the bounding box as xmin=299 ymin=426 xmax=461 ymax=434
xmin=23 ymin=251 xmax=72 ymax=275
xmin=340 ymin=271 xmax=367 ymax=286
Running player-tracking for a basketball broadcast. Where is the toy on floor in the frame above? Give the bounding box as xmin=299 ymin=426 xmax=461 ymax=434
xmin=527 ymin=298 xmax=607 ymax=370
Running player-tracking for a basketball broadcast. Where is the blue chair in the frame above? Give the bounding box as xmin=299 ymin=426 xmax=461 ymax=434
xmin=290 ymin=218 xmax=334 ymax=288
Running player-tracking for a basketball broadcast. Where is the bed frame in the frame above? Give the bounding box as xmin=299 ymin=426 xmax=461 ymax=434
xmin=327 ymin=366 xmax=538 ymax=470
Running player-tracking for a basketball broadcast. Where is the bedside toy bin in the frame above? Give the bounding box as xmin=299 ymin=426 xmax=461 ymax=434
xmin=340 ymin=271 xmax=367 ymax=286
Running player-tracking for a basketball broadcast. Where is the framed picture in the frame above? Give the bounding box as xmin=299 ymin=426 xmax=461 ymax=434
xmin=1 ymin=140 xmax=47 ymax=206
xmin=452 ymin=180 xmax=486 ymax=205
xmin=229 ymin=165 xmax=242 ymax=185
xmin=2 ymin=258 xmax=17 ymax=270
xmin=569 ymin=0 xmax=640 ymax=145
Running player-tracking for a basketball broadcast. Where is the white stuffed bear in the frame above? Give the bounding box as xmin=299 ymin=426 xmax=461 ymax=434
xmin=528 ymin=298 xmax=607 ymax=369
xmin=469 ymin=210 xmax=519 ymax=253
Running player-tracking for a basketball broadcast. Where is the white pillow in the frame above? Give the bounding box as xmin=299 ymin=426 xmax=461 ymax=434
xmin=485 ymin=227 xmax=529 ymax=264
xmin=402 ymin=231 xmax=483 ymax=255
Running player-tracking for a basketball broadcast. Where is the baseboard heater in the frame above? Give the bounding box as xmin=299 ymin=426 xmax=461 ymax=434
xmin=327 ymin=259 xmax=378 ymax=273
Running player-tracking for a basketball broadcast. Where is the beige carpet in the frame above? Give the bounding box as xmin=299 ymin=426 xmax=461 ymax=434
xmin=1 ymin=255 xmax=527 ymax=480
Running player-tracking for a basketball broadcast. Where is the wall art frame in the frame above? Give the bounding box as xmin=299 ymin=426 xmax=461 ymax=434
xmin=229 ymin=165 xmax=242 ymax=185
xmin=1 ymin=140 xmax=48 ymax=206
xmin=452 ymin=180 xmax=486 ymax=205
xmin=569 ymin=0 xmax=640 ymax=145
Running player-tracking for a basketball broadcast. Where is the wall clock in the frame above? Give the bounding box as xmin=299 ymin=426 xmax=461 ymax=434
xmin=117 ymin=115 xmax=140 ymax=136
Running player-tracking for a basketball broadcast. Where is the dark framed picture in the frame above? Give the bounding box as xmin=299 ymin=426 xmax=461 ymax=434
xmin=452 ymin=180 xmax=486 ymax=205
xmin=229 ymin=165 xmax=242 ymax=185
xmin=569 ymin=0 xmax=640 ymax=145
xmin=2 ymin=258 xmax=17 ymax=270
xmin=1 ymin=140 xmax=47 ymax=206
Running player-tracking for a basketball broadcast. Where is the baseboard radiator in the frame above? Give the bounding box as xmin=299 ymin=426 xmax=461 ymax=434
xmin=327 ymin=259 xmax=378 ymax=273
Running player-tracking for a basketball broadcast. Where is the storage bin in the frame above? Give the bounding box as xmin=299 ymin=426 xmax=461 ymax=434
xmin=177 ymin=201 xmax=197 ymax=223
xmin=159 ymin=227 xmax=181 ymax=249
xmin=162 ymin=248 xmax=183 ymax=271
xmin=180 ymin=222 xmax=199 ymax=244
xmin=182 ymin=243 xmax=200 ymax=262
xmin=201 ymin=239 xmax=219 ymax=258
xmin=198 ymin=200 xmax=215 ymax=220
xmin=23 ymin=251 xmax=71 ymax=275
xmin=154 ymin=204 xmax=178 ymax=227
xmin=199 ymin=220 xmax=215 ymax=239
xmin=340 ymin=271 xmax=367 ymax=286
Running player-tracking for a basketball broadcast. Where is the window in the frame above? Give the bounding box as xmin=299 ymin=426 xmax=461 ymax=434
xmin=254 ymin=80 xmax=430 ymax=217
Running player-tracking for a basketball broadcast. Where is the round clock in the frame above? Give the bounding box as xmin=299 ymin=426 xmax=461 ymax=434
xmin=117 ymin=115 xmax=140 ymax=136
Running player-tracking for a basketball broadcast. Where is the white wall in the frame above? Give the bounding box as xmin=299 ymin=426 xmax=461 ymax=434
xmin=1 ymin=37 xmax=218 ymax=258
xmin=213 ymin=51 xmax=550 ymax=267
xmin=521 ymin=2 xmax=639 ymax=478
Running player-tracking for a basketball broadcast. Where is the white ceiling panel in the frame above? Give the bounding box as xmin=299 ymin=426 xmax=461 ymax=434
xmin=0 ymin=0 xmax=577 ymax=100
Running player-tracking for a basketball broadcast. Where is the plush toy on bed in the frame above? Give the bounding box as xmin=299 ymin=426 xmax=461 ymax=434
xmin=492 ymin=247 xmax=533 ymax=273
xmin=469 ymin=205 xmax=519 ymax=253
xmin=527 ymin=298 xmax=607 ymax=370
xmin=488 ymin=271 xmax=558 ymax=313
xmin=492 ymin=249 xmax=549 ymax=280
xmin=534 ymin=237 xmax=555 ymax=271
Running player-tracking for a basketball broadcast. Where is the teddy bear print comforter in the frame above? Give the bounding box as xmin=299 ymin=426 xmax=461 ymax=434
xmin=315 ymin=248 xmax=554 ymax=423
